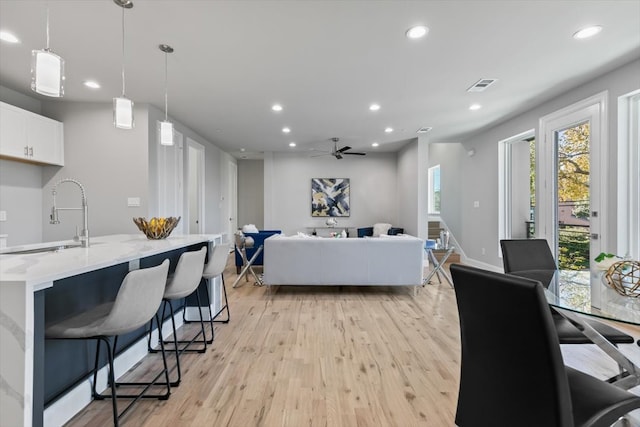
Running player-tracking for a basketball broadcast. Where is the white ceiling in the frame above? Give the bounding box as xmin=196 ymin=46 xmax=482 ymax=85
xmin=1 ymin=0 xmax=639 ymax=158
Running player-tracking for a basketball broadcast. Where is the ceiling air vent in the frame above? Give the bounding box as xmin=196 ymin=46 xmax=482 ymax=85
xmin=416 ymin=126 xmax=433 ymax=134
xmin=467 ymin=78 xmax=498 ymax=92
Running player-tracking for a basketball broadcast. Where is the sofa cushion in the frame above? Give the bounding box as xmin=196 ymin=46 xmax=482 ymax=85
xmin=373 ymin=223 xmax=392 ymax=237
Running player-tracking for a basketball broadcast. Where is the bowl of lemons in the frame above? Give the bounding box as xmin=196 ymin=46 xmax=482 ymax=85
xmin=133 ymin=217 xmax=181 ymax=240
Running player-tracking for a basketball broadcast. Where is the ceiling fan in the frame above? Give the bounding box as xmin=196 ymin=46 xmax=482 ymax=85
xmin=312 ymin=137 xmax=366 ymax=159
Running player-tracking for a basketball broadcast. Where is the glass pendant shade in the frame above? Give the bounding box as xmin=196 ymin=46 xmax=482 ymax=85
xmin=113 ymin=97 xmax=134 ymax=129
xmin=160 ymin=120 xmax=174 ymax=146
xmin=31 ymin=49 xmax=64 ymax=97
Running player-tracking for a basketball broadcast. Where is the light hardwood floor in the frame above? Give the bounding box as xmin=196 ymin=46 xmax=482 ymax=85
xmin=64 ymin=256 xmax=640 ymax=426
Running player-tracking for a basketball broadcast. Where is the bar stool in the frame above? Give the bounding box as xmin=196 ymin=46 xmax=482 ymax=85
xmin=45 ymin=259 xmax=171 ymax=427
xmin=149 ymin=246 xmax=208 ymax=386
xmin=202 ymin=242 xmax=231 ymax=323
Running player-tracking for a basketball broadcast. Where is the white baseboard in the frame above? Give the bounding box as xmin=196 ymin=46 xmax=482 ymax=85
xmin=43 ymin=311 xmax=184 ymax=427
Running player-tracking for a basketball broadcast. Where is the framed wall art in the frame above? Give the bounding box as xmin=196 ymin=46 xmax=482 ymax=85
xmin=311 ymin=178 xmax=350 ymax=217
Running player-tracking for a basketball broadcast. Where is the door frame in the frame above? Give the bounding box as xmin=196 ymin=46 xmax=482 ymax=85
xmin=538 ymin=91 xmax=608 ymax=263
xmin=186 ymin=137 xmax=205 ymax=234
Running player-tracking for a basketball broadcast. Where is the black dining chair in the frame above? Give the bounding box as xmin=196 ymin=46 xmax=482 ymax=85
xmin=450 ymin=263 xmax=640 ymax=427
xmin=500 ymin=239 xmax=634 ymax=346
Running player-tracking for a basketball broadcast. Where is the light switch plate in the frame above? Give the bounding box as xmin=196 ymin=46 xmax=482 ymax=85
xmin=127 ymin=197 xmax=141 ymax=207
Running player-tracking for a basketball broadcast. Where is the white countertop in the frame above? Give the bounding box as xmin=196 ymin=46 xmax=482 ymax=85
xmin=0 ymin=234 xmax=218 ymax=291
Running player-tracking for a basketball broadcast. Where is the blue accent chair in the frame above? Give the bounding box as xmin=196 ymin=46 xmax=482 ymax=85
xmin=357 ymin=227 xmax=404 ymax=238
xmin=235 ymin=229 xmax=281 ymax=273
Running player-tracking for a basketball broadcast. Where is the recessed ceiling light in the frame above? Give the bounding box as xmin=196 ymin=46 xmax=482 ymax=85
xmin=240 ymin=148 xmax=246 ymax=152
xmin=83 ymin=80 xmax=101 ymax=89
xmin=272 ymin=104 xmax=283 ymax=112
xmin=384 ymin=127 xmax=394 ymax=133
xmin=469 ymin=104 xmax=482 ymax=111
xmin=369 ymin=103 xmax=381 ymax=111
xmin=405 ymin=25 xmax=429 ymax=39
xmin=372 ymin=142 xmax=379 ymax=147
xmin=0 ymin=31 xmax=19 ymax=43
xmin=282 ymin=127 xmax=291 ymax=133
xmin=573 ymin=25 xmax=602 ymax=40
xmin=289 ymin=142 xmax=296 ymax=147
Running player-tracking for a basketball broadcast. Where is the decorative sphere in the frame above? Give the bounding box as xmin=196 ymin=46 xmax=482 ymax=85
xmin=604 ymin=261 xmax=640 ymax=297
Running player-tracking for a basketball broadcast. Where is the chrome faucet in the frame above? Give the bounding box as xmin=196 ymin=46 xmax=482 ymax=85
xmin=50 ymin=178 xmax=90 ymax=247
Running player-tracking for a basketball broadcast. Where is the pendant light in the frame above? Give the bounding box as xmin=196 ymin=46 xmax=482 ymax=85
xmin=159 ymin=44 xmax=174 ymax=146
xmin=113 ymin=0 xmax=134 ymax=129
xmin=31 ymin=5 xmax=64 ymax=97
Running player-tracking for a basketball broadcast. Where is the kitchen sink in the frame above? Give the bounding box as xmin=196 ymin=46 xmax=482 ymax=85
xmin=1 ymin=244 xmax=83 ymax=255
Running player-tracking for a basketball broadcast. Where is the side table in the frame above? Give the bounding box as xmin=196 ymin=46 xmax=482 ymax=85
xmin=424 ymin=246 xmax=455 ymax=287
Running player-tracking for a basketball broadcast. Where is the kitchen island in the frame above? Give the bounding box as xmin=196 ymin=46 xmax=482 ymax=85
xmin=0 ymin=233 xmax=222 ymax=427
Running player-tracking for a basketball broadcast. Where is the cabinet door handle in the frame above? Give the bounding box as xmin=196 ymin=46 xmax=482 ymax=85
xmin=29 ymin=146 xmax=34 ymax=157
xmin=24 ymin=146 xmax=29 ymax=156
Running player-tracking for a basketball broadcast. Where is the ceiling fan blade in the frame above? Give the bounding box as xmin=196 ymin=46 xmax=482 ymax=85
xmin=335 ymin=153 xmax=343 ymax=159
xmin=336 ymin=145 xmax=352 ymax=153
xmin=343 ymin=152 xmax=366 ymax=156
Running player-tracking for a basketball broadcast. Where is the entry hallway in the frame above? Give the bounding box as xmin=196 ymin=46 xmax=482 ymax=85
xmin=65 ymin=257 xmax=640 ymax=426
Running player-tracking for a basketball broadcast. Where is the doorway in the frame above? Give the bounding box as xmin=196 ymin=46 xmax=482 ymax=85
xmin=539 ymin=92 xmax=608 ymax=298
xmin=498 ymin=130 xmax=535 ymax=252
xmin=228 ymin=160 xmax=237 ymax=241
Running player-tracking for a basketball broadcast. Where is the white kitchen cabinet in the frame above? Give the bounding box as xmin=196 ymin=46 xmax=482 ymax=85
xmin=0 ymin=101 xmax=64 ymax=166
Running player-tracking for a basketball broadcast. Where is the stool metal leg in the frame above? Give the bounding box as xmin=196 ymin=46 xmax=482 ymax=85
xmin=212 ymin=274 xmax=230 ymax=323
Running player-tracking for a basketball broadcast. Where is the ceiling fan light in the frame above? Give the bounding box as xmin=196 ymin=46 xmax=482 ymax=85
xmin=31 ymin=49 xmax=64 ymax=97
xmin=160 ymin=121 xmax=174 ymax=145
xmin=114 ymin=97 xmax=134 ymax=129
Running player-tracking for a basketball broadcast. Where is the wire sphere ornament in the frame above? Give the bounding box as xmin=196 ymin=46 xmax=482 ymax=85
xmin=604 ymin=261 xmax=640 ymax=297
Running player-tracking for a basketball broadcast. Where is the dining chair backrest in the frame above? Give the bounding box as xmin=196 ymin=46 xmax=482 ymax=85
xmin=203 ymin=243 xmax=230 ymax=279
xmin=450 ymin=264 xmax=573 ymax=427
xmin=500 ymin=239 xmax=557 ymax=273
xmin=163 ymin=247 xmax=207 ymax=300
xmin=99 ymin=259 xmax=170 ymax=337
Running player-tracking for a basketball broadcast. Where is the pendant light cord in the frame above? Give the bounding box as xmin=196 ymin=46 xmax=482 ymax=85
xmin=45 ymin=5 xmax=50 ymax=50
xmin=164 ymin=51 xmax=169 ymax=121
xmin=121 ymin=5 xmax=126 ymax=97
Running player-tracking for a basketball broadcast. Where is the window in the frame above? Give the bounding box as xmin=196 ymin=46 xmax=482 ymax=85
xmin=428 ymin=165 xmax=441 ymax=214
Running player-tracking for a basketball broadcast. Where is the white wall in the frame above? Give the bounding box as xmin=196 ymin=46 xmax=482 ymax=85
xmin=40 ymin=102 xmax=149 ymax=242
xmin=264 ymin=151 xmax=399 ymax=235
xmin=0 ymin=160 xmax=43 ymax=246
xmin=147 ymin=104 xmax=229 ymax=236
xmin=435 ymin=58 xmax=640 ymax=268
xmin=0 ymin=86 xmax=46 ymax=245
xmin=396 ymin=139 xmax=429 ymax=239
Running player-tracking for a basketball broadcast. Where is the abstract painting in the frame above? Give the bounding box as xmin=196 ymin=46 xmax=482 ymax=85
xmin=311 ymin=178 xmax=350 ymax=217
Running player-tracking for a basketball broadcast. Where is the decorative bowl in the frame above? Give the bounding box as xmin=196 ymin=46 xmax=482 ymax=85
xmin=133 ymin=217 xmax=181 ymax=240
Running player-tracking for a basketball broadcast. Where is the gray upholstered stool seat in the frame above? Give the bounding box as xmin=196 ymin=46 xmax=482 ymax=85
xmin=149 ymin=246 xmax=208 ymax=387
xmin=202 ymin=242 xmax=231 ymax=323
xmin=45 ymin=259 xmax=171 ymax=427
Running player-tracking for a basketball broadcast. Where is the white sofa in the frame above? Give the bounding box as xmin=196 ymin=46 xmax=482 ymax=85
xmin=263 ymin=234 xmax=424 ymax=288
